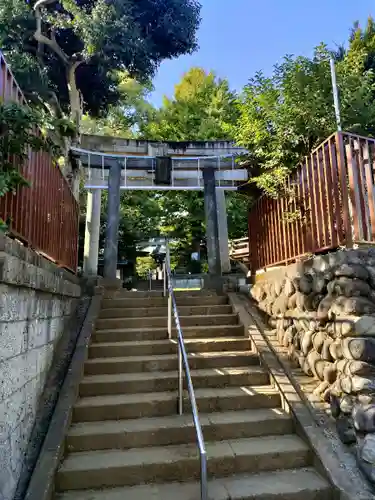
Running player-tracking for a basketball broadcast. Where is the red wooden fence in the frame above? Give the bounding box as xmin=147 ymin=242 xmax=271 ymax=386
xmin=248 ymin=131 xmax=375 ymax=272
xmin=0 ymin=52 xmax=78 ymax=272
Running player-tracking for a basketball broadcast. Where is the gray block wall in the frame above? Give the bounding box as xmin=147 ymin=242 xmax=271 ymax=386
xmin=0 ymin=234 xmax=81 ymax=500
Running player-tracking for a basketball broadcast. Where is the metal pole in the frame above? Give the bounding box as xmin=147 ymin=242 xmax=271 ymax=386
xmin=200 ymin=453 xmax=208 ymax=500
xmin=148 ymin=269 xmax=152 ymax=291
xmin=163 ymin=261 xmax=167 ymax=297
xmin=330 ymin=58 xmax=342 ymax=131
xmin=168 ymin=293 xmax=172 ymax=339
xmin=178 ymin=343 xmax=183 ymax=415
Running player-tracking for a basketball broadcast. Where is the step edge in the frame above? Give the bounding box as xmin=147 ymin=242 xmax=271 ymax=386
xmin=59 ymin=434 xmax=309 ymax=472
xmin=67 ymin=410 xmax=292 ymax=436
xmin=85 ymin=351 xmax=257 ymax=363
xmin=80 ymin=366 xmax=267 ymax=383
xmin=74 ymin=385 xmax=280 ymax=407
xmin=54 ymin=467 xmax=332 ymax=500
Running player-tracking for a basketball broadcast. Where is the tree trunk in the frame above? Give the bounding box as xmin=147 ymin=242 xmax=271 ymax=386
xmin=66 ymin=62 xmax=82 ymax=199
xmin=67 ymin=62 xmax=82 ymax=130
xmin=33 ymin=6 xmax=82 ymax=200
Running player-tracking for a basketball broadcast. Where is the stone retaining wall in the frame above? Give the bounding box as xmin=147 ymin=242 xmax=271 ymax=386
xmin=251 ymin=248 xmax=375 ymax=484
xmin=0 ymin=234 xmax=81 ymax=500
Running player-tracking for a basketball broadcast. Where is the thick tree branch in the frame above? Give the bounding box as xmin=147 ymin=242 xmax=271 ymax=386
xmin=33 ymin=0 xmax=70 ymax=65
xmin=34 ymin=32 xmax=70 ymax=65
xmin=42 ymin=91 xmax=64 ymax=118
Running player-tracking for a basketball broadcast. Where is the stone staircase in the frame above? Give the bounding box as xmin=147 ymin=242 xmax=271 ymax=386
xmin=55 ymin=290 xmax=333 ymax=499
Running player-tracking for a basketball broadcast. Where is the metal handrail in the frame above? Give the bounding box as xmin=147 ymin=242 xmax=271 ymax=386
xmin=163 ymin=243 xmax=208 ymax=500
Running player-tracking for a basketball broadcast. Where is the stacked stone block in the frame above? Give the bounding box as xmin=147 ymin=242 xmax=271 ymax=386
xmin=251 ymin=248 xmax=375 ymax=482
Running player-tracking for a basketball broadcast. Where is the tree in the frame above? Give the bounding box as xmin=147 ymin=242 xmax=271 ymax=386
xmin=141 ymin=67 xmax=238 ymax=140
xmin=140 ymin=67 xmax=249 ymax=256
xmin=233 ymin=41 xmax=375 ymax=197
xmin=136 ymin=256 xmax=157 ymax=279
xmin=80 ymin=73 xmax=153 ymax=137
xmin=0 ymin=0 xmax=201 ymax=126
xmin=347 ymin=17 xmax=375 ymax=73
xmin=99 ymin=190 xmax=162 ymax=261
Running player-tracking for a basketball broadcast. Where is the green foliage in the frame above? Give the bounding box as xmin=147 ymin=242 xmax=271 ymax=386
xmin=80 ymin=73 xmax=154 ymax=137
xmin=136 ymin=256 xmax=157 ymax=279
xmin=141 ymin=68 xmax=239 ymax=141
xmin=226 ymin=192 xmax=249 ymax=238
xmin=0 ymin=102 xmax=51 ymax=197
xmin=0 ymin=101 xmax=57 ymax=229
xmin=137 ymin=68 xmax=248 ymax=261
xmin=233 ymin=35 xmax=375 ymax=197
xmin=348 ymin=17 xmax=375 ymax=73
xmin=0 ymin=0 xmax=201 ymax=119
xmin=97 ymin=191 xmax=162 ymax=262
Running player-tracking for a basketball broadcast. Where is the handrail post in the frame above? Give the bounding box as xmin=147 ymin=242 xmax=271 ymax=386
xmin=148 ymin=269 xmax=152 ymax=291
xmin=168 ymin=293 xmax=172 ymax=339
xmin=178 ymin=343 xmax=183 ymax=415
xmin=163 ymin=261 xmax=167 ymax=297
xmin=200 ymin=452 xmax=208 ymax=500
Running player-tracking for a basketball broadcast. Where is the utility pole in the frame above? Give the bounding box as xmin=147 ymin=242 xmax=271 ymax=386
xmin=330 ymin=58 xmax=342 ymax=131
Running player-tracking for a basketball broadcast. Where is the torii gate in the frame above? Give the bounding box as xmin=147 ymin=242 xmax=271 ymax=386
xmin=72 ymin=135 xmax=248 ymax=282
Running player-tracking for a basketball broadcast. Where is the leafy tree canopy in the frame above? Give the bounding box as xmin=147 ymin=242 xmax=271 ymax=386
xmin=80 ymin=72 xmax=154 ymax=137
xmin=0 ymin=0 xmax=201 ymax=122
xmin=233 ymin=22 xmax=375 ymax=197
xmin=140 ymin=67 xmax=248 ymax=251
xmin=141 ymin=67 xmax=239 ymax=140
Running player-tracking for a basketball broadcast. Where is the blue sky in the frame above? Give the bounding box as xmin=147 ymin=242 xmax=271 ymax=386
xmin=150 ymin=0 xmax=375 ymax=106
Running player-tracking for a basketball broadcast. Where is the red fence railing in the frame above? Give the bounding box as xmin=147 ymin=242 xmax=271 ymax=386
xmin=248 ymin=131 xmax=375 ymax=272
xmin=0 ymin=52 xmax=78 ymax=272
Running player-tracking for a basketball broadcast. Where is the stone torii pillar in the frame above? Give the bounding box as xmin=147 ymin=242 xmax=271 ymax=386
xmin=83 ymin=188 xmax=102 ymax=276
xmin=83 ymin=158 xmax=122 ymax=280
xmin=83 ymin=162 xmax=102 ymax=276
xmin=203 ymin=166 xmax=222 ymax=276
xmin=216 ymin=188 xmax=231 ymax=274
xmin=103 ymin=160 xmax=122 ymax=280
xmin=202 ymin=160 xmax=231 ymax=277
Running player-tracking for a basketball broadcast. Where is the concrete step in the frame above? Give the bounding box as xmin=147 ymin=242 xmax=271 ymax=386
xmin=56 ymin=435 xmax=311 ymax=490
xmin=102 ymin=295 xmax=228 ymax=309
xmin=73 ymin=386 xmax=280 ymax=422
xmin=66 ymin=409 xmax=293 ymax=452
xmin=84 ymin=351 xmax=259 ymax=375
xmin=99 ymin=304 xmax=233 ymax=319
xmin=92 ymin=324 xmax=245 ymax=343
xmin=104 ymin=290 xmax=216 ymax=299
xmin=79 ymin=367 xmax=269 ymax=396
xmin=55 ymin=467 xmax=331 ymax=500
xmin=95 ymin=314 xmax=239 ymax=330
xmin=134 ymin=281 xmax=165 ymax=291
xmin=89 ymin=337 xmax=251 ymax=358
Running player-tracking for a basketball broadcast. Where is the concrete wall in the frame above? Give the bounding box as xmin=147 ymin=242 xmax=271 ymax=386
xmin=81 ymin=134 xmax=246 ymax=157
xmin=0 ymin=233 xmax=81 ymax=500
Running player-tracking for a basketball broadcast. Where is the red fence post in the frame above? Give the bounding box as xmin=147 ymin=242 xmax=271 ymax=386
xmin=335 ymin=132 xmax=353 ymax=247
